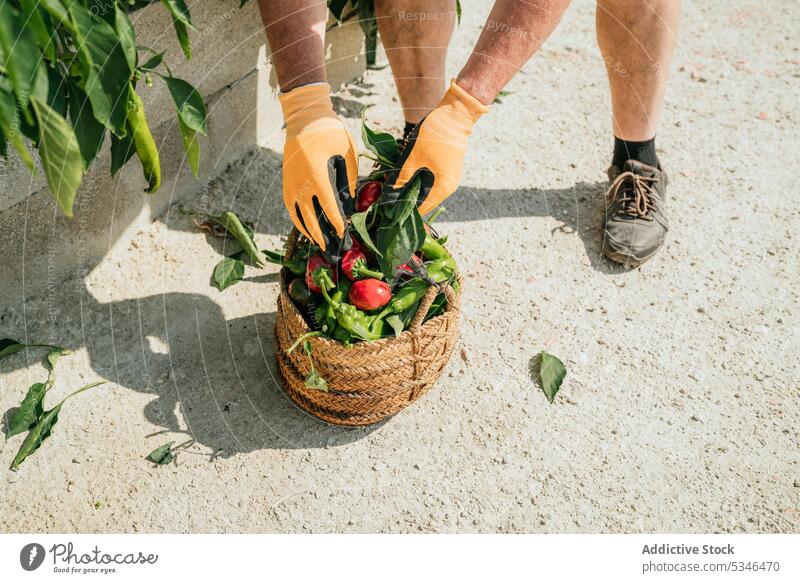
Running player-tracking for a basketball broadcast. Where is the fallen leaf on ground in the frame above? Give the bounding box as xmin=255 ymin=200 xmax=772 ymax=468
xmin=146 ymin=442 xmax=176 ymax=465
xmin=539 ymin=351 xmax=567 ymax=404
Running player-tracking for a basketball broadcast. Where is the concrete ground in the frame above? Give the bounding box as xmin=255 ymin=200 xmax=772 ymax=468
xmin=1 ymin=0 xmax=798 ymax=533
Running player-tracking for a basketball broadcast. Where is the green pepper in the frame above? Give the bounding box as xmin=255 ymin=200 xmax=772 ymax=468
xmin=126 ymin=87 xmax=161 ymax=193
xmin=375 ymin=255 xmax=456 ymax=330
xmin=426 ymin=256 xmax=456 ymax=283
xmin=387 ymin=278 xmax=429 ymax=313
xmin=419 ymin=233 xmax=448 ymax=261
xmin=314 ymin=285 xmax=342 ymax=336
xmin=418 ymin=233 xmax=457 ymax=282
xmin=315 ymin=269 xmax=385 ymax=341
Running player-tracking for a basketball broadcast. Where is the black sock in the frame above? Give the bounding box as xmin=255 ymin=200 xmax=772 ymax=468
xmin=403 ymin=121 xmax=416 ymax=141
xmin=612 ymin=136 xmax=659 ymax=169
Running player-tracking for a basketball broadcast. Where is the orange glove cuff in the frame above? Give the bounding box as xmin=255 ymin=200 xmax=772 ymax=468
xmin=279 ymin=83 xmax=338 ymax=134
xmin=442 ymin=79 xmax=490 ymax=129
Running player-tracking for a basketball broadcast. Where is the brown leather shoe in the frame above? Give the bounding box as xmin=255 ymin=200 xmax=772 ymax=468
xmin=602 ymin=160 xmax=669 ymax=267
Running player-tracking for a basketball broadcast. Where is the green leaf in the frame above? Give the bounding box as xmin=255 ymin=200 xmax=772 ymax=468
xmin=386 ymin=176 xmax=421 ymax=227
xmin=160 ymin=0 xmax=195 ymax=29
xmin=19 ymin=0 xmax=57 ymax=62
xmin=350 ymin=209 xmax=381 ymax=257
xmin=110 ymin=131 xmax=136 ymax=176
xmin=140 ymin=51 xmax=164 ymax=71
xmin=170 ymin=15 xmax=191 ymax=60
xmin=178 ymin=117 xmax=199 ymax=177
xmin=304 ymin=370 xmax=328 ymax=392
xmin=44 ymin=66 xmax=68 ymax=119
xmin=385 ymin=314 xmax=404 ymax=338
xmin=217 ymin=211 xmax=264 ymax=266
xmin=9 ymin=380 xmax=105 ymax=471
xmin=146 ymin=441 xmax=175 ymax=465
xmin=114 ymin=5 xmax=137 ymax=71
xmin=10 ymin=403 xmax=61 ymax=470
xmin=456 ymin=0 xmax=462 ymax=25
xmin=493 ymin=90 xmax=513 ymax=105
xmin=0 ymin=1 xmax=40 ymax=107
xmin=68 ymin=2 xmax=132 ymax=136
xmin=6 ymin=382 xmax=47 ymax=439
xmin=377 ymin=207 xmax=425 ymax=278
xmin=38 ymin=0 xmax=69 ymax=27
xmin=0 ymin=338 xmax=26 ymax=359
xmin=164 ymin=76 xmax=206 ymax=134
xmin=539 ymin=351 xmax=567 ymax=404
xmin=31 ymin=97 xmax=84 ymax=218
xmin=29 ymin=62 xmax=50 ymax=109
xmin=0 ymin=87 xmax=35 ymax=170
xmin=361 ymin=109 xmax=399 ymax=167
xmin=298 ymin=338 xmax=328 ymax=390
xmin=213 ymin=257 xmax=244 ymax=291
xmin=86 ymin=0 xmax=116 ymax=24
xmin=46 ymin=347 xmax=66 ymax=371
xmin=67 ymin=78 xmax=106 ymax=170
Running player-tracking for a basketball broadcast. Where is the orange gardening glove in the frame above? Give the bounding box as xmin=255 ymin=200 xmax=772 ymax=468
xmin=388 ymin=80 xmax=489 ymax=215
xmin=279 ymin=83 xmax=358 ymax=252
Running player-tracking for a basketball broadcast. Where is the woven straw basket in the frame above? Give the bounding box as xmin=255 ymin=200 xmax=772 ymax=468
xmin=274 ymin=230 xmax=461 ymax=426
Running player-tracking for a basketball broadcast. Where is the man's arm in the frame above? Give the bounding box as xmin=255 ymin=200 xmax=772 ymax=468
xmin=258 ymin=0 xmax=358 ymax=253
xmin=458 ymin=0 xmax=571 ymax=105
xmin=258 ymin=0 xmax=328 ymax=92
xmin=389 ymin=0 xmax=571 ymax=213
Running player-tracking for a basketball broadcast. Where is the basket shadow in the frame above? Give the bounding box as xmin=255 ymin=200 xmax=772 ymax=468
xmin=36 ymin=289 xmax=380 ymax=457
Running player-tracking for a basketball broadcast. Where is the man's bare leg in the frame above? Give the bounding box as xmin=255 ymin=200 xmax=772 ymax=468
xmin=597 ymin=0 xmax=680 ymax=142
xmin=375 ymin=0 xmax=456 ymax=125
xmin=596 ymin=0 xmax=681 ymax=267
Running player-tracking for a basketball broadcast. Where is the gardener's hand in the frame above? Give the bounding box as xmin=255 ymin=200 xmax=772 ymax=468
xmin=388 ymin=80 xmax=489 ymax=215
xmin=280 ymin=83 xmax=358 ymax=252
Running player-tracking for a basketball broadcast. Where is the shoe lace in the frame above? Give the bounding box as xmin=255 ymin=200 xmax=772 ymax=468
xmin=607 ymin=171 xmax=659 ymax=220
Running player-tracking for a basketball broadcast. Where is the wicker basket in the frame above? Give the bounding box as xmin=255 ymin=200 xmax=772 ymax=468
xmin=274 ymin=230 xmax=461 ymax=426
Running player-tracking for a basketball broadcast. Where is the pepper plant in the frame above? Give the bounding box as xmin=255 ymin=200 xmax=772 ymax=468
xmin=0 ymin=0 xmax=214 ymax=217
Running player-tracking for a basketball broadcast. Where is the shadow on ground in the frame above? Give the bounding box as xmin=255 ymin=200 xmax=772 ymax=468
xmin=3 ymin=145 xmax=618 ymax=458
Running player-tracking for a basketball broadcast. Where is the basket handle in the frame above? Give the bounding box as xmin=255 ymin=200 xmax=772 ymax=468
xmin=409 ymin=281 xmax=457 ymax=336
